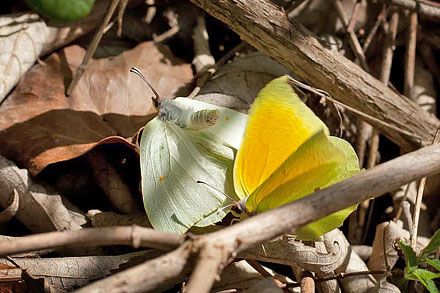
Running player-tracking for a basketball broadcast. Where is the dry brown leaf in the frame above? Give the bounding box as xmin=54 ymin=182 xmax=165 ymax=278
xmin=238 ymin=235 xmax=343 ymax=274
xmin=0 ymin=189 xmax=19 ymax=223
xmin=243 ymin=278 xmax=284 ymax=293
xmin=368 ymin=221 xmax=429 ymax=272
xmin=213 ymin=260 xmax=292 ymax=292
xmin=197 ymin=52 xmax=292 ymax=108
xmin=325 ymin=229 xmax=377 ymax=293
xmin=0 ymin=156 xmax=84 ymax=233
xmin=1 ymin=251 xmax=154 ymax=291
xmin=88 ymin=210 xmax=151 ymax=228
xmin=0 ymin=1 xmax=110 ymax=102
xmin=0 ymin=42 xmax=192 ymax=175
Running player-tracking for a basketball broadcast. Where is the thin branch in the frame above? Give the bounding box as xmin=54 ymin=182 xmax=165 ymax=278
xmin=363 ymin=6 xmax=388 ymax=52
xmin=314 ymin=270 xmax=387 ymax=283
xmin=404 ymin=11 xmax=418 ymax=99
xmin=66 ymin=0 xmax=121 ymax=96
xmin=376 ymin=0 xmax=440 ymax=22
xmin=332 ymin=0 xmax=369 ymax=71
xmin=347 ymin=0 xmax=362 ymax=34
xmin=186 ymin=243 xmax=231 ymax=293
xmin=0 ymin=226 xmax=183 ymax=256
xmin=411 ymin=128 xmax=440 ymax=249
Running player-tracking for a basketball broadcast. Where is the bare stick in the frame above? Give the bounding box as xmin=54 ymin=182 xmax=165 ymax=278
xmin=185 ymin=243 xmax=230 ymax=293
xmin=362 ymin=6 xmax=388 ymax=52
xmin=75 ymin=143 xmax=440 ymax=292
xmin=411 ymin=179 xmax=426 ymax=250
xmin=189 ymin=0 xmax=439 ymax=150
xmin=66 ymin=0 xmax=121 ymax=96
xmin=188 ymin=14 xmax=216 ymax=99
xmin=376 ymin=0 xmax=440 ymax=22
xmin=360 ymin=9 xmax=399 ymax=243
xmin=75 ymin=243 xmax=193 ymax=293
xmin=117 ymin=0 xmax=129 ymax=36
xmin=347 ymin=0 xmax=362 ymax=34
xmin=0 ymin=226 xmax=183 ymax=256
xmin=332 ymin=0 xmax=369 ymax=71
xmin=404 ymin=11 xmax=418 ymax=99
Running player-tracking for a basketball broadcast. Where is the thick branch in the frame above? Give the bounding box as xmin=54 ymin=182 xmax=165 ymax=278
xmin=0 ymin=226 xmax=183 ymax=256
xmin=189 ymin=0 xmax=439 ymax=150
xmin=78 ymin=143 xmax=440 ymax=292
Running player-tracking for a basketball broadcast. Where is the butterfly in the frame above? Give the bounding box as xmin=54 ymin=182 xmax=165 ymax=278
xmin=131 ymin=68 xmax=247 ymax=234
xmin=233 ymin=76 xmax=360 ymax=240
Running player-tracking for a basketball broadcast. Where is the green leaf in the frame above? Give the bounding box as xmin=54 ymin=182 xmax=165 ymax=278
xmin=426 ymin=258 xmax=440 ymax=272
xmin=400 ymin=238 xmax=418 ymax=270
xmin=421 ymin=229 xmax=440 ymax=259
xmin=26 ymin=0 xmax=95 ymax=22
xmin=406 ymin=268 xmax=440 ymax=281
xmin=422 ymin=279 xmax=440 ymax=293
xmin=407 ymin=269 xmax=440 ymax=293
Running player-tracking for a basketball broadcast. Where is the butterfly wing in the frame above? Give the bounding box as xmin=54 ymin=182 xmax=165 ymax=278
xmin=140 ymin=118 xmax=238 ymax=234
xmin=247 ymin=130 xmax=360 ymax=239
xmin=233 ymin=76 xmax=328 ymax=200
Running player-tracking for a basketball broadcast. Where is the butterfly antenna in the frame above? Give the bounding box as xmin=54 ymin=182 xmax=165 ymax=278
xmin=130 ymin=67 xmax=161 ymax=109
xmin=196 ymin=180 xmax=236 ymax=202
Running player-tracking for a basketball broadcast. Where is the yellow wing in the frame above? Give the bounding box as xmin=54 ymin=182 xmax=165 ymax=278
xmin=233 ymin=76 xmax=328 ymax=200
xmin=246 ymin=130 xmax=360 ymax=239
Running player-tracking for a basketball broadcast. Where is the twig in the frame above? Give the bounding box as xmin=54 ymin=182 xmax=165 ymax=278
xmin=393 ymin=184 xmax=411 ymax=221
xmin=404 ymin=11 xmax=418 ymax=99
xmin=359 ymin=9 xmax=400 ymax=243
xmin=117 ymin=0 xmax=129 ymax=36
xmin=376 ymin=0 xmax=440 ymax=22
xmin=382 ymin=223 xmax=391 ymax=270
xmin=363 ymin=5 xmax=388 ymax=53
xmin=347 ymin=0 xmax=362 ymax=34
xmin=0 ymin=226 xmax=183 ymax=256
xmin=333 ymin=0 xmax=371 ymax=172
xmin=313 ymin=270 xmax=387 ymax=283
xmin=411 ymin=128 xmax=440 ymax=250
xmin=190 ymin=0 xmax=439 ymax=149
xmin=79 ymin=143 xmax=440 ymax=292
xmin=332 ymin=0 xmax=369 ymax=71
xmin=286 ymin=76 xmax=421 ymax=142
xmin=185 ymin=243 xmax=231 ymax=293
xmin=66 ymin=0 xmax=121 ymax=96
xmin=245 ymin=259 xmax=272 ymax=278
xmin=411 ymin=179 xmax=426 ymax=250
xmin=188 ymin=14 xmax=216 ymax=98
xmin=402 ymin=201 xmax=413 ymax=233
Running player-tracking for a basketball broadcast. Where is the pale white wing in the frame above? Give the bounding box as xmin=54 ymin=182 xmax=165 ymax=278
xmin=140 ymin=118 xmax=238 ymax=234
